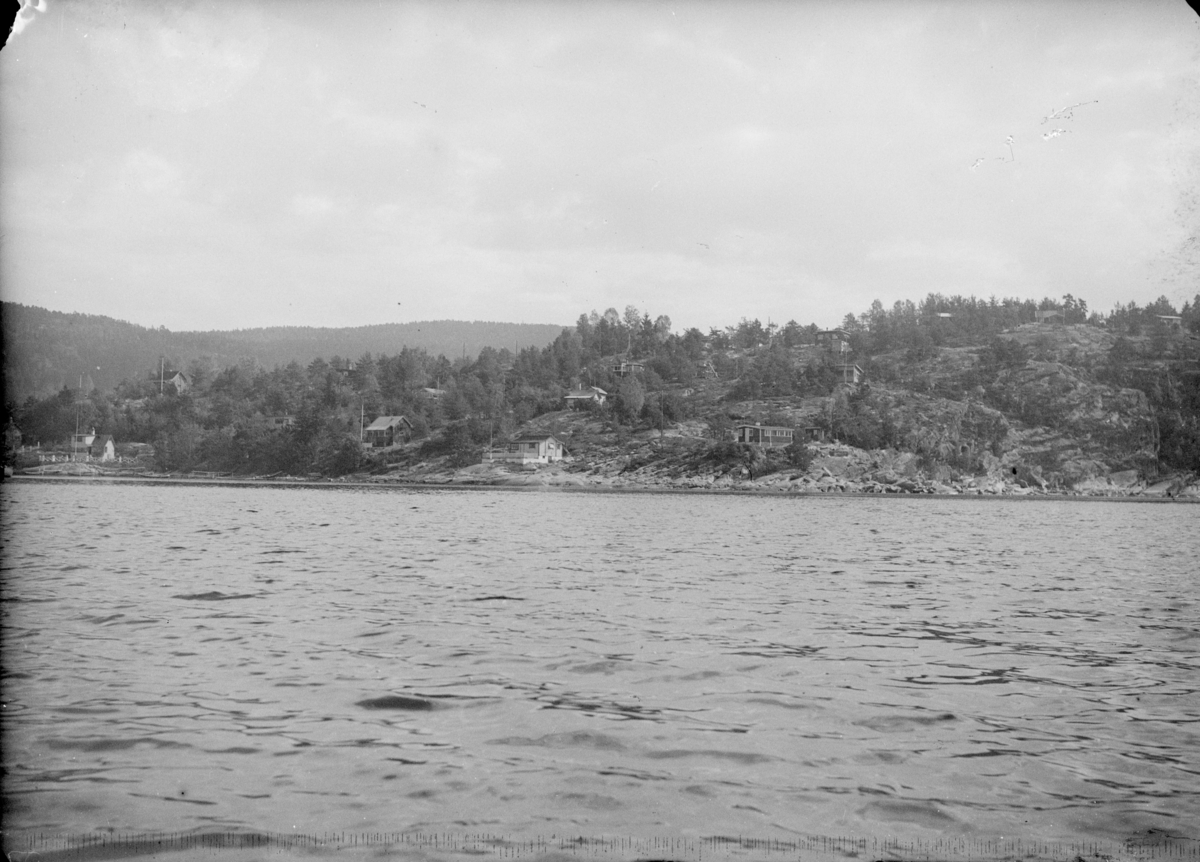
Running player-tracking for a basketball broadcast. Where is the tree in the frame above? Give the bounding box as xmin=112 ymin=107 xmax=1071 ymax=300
xmin=614 ymin=377 xmax=645 ymax=424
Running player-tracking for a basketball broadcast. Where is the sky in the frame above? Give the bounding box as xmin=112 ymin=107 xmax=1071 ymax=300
xmin=2 ymin=0 xmax=1198 ymax=334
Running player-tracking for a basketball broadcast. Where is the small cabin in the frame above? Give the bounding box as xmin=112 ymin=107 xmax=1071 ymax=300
xmin=816 ymin=330 xmax=849 ymax=352
xmin=90 ymin=435 xmax=116 ymax=461
xmin=266 ymin=415 xmax=295 ymax=429
xmin=363 ymin=415 xmax=414 ymax=449
xmin=613 ymin=360 xmax=646 ymax=376
xmin=1035 ymin=309 xmax=1064 ymax=325
xmin=734 ymin=424 xmax=794 ymax=449
xmin=150 ymin=370 xmax=191 ymax=395
xmin=484 ymin=434 xmax=566 ymax=465
xmin=837 ymin=363 xmax=865 ymax=385
xmin=564 ymin=386 xmax=607 ymax=408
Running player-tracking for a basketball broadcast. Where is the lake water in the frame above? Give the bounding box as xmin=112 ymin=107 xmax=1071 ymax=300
xmin=2 ymin=480 xmax=1198 ymax=861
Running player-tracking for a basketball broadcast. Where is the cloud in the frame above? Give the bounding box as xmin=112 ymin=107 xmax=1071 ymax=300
xmin=291 ymin=194 xmax=338 ymax=218
xmin=119 ymin=149 xmax=185 ymax=196
xmin=86 ymin=4 xmax=267 ymax=112
xmin=2 ymin=1 xmax=1197 ymax=333
xmin=866 ymin=239 xmax=1019 ymax=282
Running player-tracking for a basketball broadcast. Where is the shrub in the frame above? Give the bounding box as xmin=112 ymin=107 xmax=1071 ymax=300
xmin=782 ymin=441 xmax=812 ymax=471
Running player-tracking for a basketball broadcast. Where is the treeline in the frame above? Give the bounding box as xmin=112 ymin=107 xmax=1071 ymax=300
xmin=6 ymin=292 xmax=1199 ymax=476
xmin=6 ymin=304 xmax=713 ymax=474
xmin=0 ymin=302 xmax=565 ymax=402
xmin=828 ymin=292 xmax=1196 ymax=357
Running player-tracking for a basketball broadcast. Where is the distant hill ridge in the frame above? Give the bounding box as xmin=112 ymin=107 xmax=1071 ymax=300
xmin=1 ymin=303 xmax=567 ymax=402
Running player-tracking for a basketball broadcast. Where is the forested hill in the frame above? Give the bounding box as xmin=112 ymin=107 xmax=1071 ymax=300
xmin=1 ymin=303 xmax=566 ymax=402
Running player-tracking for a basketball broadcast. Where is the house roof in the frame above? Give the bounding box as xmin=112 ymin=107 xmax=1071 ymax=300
xmin=565 ymin=386 xmax=606 ymax=397
xmin=91 ymin=435 xmax=114 ymax=448
xmin=364 ymin=415 xmax=413 ymax=431
xmin=735 ymin=424 xmax=793 ymax=432
xmin=513 ymin=434 xmax=563 ymax=445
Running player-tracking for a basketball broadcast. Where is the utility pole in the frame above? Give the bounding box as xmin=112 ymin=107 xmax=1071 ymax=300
xmin=75 ymin=373 xmax=82 ymax=461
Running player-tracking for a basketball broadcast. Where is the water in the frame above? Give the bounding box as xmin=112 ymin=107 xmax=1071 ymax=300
xmin=2 ymin=480 xmax=1198 ymax=859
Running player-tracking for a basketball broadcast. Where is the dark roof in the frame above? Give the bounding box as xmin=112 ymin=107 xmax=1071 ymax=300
xmin=364 ymin=415 xmax=412 ymax=432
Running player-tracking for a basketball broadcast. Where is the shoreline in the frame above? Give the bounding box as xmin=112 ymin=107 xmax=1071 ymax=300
xmin=8 ymin=471 xmax=1196 ymax=503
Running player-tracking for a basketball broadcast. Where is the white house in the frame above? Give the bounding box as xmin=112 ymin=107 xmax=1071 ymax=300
xmin=483 ymin=434 xmax=566 ymax=465
xmin=90 ymin=434 xmax=116 ymax=461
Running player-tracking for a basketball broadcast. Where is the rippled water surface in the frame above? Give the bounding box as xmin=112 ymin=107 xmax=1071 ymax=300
xmin=2 ymin=481 xmax=1198 ymax=855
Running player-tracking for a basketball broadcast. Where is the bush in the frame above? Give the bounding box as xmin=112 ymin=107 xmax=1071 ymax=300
xmin=782 ymin=441 xmax=812 ymax=471
xmin=318 ymin=435 xmax=366 ymax=476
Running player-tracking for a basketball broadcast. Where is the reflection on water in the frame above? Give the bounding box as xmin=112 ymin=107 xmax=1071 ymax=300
xmin=2 ymin=481 xmax=1198 ymax=857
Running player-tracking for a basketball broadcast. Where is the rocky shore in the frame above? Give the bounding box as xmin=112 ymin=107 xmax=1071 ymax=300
xmin=390 ymin=440 xmax=1198 ymax=498
xmin=21 ymin=439 xmax=1195 ymax=500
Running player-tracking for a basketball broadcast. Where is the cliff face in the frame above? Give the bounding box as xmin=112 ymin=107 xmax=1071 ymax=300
xmin=986 ymin=361 xmax=1157 ymax=487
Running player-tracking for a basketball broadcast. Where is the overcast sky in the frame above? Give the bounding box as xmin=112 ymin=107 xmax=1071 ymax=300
xmin=2 ymin=1 xmax=1198 ymax=334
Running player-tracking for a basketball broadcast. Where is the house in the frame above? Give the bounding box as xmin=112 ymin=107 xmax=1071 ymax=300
xmin=1156 ymin=315 xmax=1183 ymax=330
xmin=802 ymin=426 xmax=826 ymax=442
xmin=363 ymin=415 xmax=414 ymax=448
xmin=90 ymin=434 xmax=115 ymax=461
xmin=837 ymin=363 xmax=865 ymax=385
xmin=613 ymin=360 xmax=646 ymax=376
xmin=71 ymin=428 xmax=97 ymax=458
xmin=816 ymin=330 xmax=850 ymax=352
xmin=266 ymin=415 xmax=295 ymax=428
xmin=564 ymin=386 xmax=607 ymax=408
xmin=483 ymin=434 xmax=566 ymax=465
xmin=422 ymin=387 xmax=447 ymax=399
xmin=1035 ymin=309 xmax=1064 ymax=324
xmin=153 ymin=370 xmax=191 ymax=394
xmin=734 ymin=424 xmax=795 ymax=449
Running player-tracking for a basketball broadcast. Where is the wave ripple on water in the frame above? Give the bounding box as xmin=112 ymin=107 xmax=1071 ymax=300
xmin=2 ymin=482 xmax=1198 ymax=854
